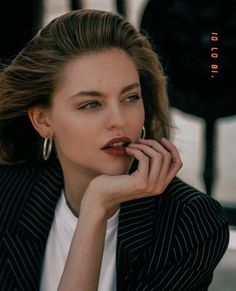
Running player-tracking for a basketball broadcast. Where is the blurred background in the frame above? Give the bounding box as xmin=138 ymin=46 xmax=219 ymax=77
xmin=1 ymin=0 xmax=235 ymax=289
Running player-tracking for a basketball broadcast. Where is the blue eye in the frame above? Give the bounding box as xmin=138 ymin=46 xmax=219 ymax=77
xmin=126 ymin=95 xmax=141 ymax=102
xmin=80 ymin=101 xmax=100 ymax=110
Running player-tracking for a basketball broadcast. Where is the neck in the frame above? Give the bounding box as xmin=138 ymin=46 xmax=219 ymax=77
xmin=62 ymin=166 xmax=97 ymax=217
xmin=64 ymin=192 xmax=79 ymax=217
xmin=63 ymin=177 xmax=88 ymax=217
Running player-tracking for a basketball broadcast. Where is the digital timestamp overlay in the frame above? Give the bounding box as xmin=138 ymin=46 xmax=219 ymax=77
xmin=210 ymin=32 xmax=219 ymax=79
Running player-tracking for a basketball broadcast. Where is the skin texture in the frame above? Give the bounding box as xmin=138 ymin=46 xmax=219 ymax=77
xmin=28 ymin=48 xmax=182 ymax=290
xmin=30 ymin=49 xmax=145 ymax=211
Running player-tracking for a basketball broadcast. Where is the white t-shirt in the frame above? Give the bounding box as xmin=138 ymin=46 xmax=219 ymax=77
xmin=40 ymin=191 xmax=119 ymax=291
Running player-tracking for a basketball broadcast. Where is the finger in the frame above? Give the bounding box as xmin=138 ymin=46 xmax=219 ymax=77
xmin=128 ymin=143 xmax=163 ymax=185
xmin=138 ymin=139 xmax=172 ymax=183
xmin=160 ymin=138 xmax=183 ymax=184
xmin=125 ymin=146 xmax=149 ymax=180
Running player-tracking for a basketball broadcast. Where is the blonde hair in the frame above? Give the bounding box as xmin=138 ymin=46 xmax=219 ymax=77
xmin=0 ymin=9 xmax=170 ymax=163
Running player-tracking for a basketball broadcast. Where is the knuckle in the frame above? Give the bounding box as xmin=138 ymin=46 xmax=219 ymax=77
xmin=165 ymin=152 xmax=172 ymax=161
xmin=140 ymin=155 xmax=149 ymax=164
xmin=155 ymin=151 xmax=163 ymax=161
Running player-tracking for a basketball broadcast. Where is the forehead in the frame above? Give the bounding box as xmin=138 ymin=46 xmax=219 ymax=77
xmin=56 ymin=49 xmax=140 ymax=95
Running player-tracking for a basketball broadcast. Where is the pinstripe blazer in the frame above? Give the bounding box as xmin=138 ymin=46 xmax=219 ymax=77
xmin=0 ymin=160 xmax=229 ymax=291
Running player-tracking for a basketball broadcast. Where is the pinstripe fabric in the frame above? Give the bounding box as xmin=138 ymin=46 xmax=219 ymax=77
xmin=0 ymin=160 xmax=229 ymax=291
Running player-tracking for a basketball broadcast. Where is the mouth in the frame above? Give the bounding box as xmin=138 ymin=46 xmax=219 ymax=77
xmin=103 ymin=141 xmax=130 ymax=148
xmin=101 ymin=137 xmax=131 ymax=156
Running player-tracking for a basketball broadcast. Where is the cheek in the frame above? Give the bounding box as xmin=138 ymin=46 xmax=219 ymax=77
xmin=131 ymin=103 xmax=145 ymax=127
xmin=125 ymin=105 xmax=145 ymax=141
xmin=50 ymin=111 xmax=79 ymax=148
xmin=51 ymin=113 xmax=96 ymax=152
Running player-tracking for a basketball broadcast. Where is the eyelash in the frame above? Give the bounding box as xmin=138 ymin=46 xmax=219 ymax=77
xmin=79 ymin=94 xmax=141 ymax=110
xmin=80 ymin=101 xmax=100 ymax=110
xmin=126 ymin=94 xmax=141 ymax=103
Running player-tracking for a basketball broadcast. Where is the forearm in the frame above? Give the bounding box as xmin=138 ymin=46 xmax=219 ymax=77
xmin=58 ymin=208 xmax=107 ymax=291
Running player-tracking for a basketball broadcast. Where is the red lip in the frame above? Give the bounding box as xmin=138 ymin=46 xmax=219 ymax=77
xmin=101 ymin=136 xmax=132 ymax=149
xmin=101 ymin=136 xmax=131 ymax=156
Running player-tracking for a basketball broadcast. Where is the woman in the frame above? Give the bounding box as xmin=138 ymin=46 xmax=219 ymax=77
xmin=0 ymin=9 xmax=229 ymax=291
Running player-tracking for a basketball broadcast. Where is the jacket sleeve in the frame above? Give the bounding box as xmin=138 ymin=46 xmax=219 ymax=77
xmin=127 ymin=194 xmax=229 ymax=291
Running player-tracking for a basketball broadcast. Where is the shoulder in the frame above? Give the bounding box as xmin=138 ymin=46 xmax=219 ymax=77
xmin=0 ymin=160 xmax=63 ymax=203
xmin=0 ymin=160 xmax=63 ymax=231
xmin=0 ymin=162 xmax=38 ymax=176
xmin=0 ymin=163 xmax=41 ymax=211
xmin=0 ymin=159 xmax=62 ymax=183
xmin=0 ymin=162 xmax=39 ymax=190
xmin=165 ymin=176 xmax=210 ymax=202
xmin=164 ymin=176 xmax=226 ymax=217
xmin=162 ymin=176 xmax=229 ymax=252
xmin=0 ymin=162 xmax=41 ymax=190
xmin=0 ymin=163 xmax=40 ymax=231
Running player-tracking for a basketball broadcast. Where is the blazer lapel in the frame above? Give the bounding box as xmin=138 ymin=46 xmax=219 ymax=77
xmin=5 ymin=158 xmax=159 ymax=290
xmin=116 ymin=196 xmax=159 ymax=290
xmin=19 ymin=160 xmax=63 ymax=239
xmin=16 ymin=160 xmax=63 ymax=290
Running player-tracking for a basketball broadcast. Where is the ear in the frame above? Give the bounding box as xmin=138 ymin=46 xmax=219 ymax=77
xmin=28 ymin=107 xmax=53 ymax=138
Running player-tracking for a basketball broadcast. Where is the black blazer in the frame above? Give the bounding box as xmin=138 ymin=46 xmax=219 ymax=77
xmin=0 ymin=160 xmax=229 ymax=291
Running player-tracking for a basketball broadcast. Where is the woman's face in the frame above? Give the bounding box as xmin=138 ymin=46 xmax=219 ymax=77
xmin=49 ymin=49 xmax=145 ymax=178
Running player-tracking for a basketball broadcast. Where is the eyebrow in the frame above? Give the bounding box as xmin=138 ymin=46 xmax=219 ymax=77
xmin=70 ymin=82 xmax=141 ymax=98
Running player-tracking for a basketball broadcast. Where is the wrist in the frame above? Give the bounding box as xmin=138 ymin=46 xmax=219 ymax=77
xmin=80 ymin=189 xmax=120 ymax=221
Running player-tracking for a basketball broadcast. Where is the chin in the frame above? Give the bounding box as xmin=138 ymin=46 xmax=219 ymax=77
xmin=94 ymin=156 xmax=134 ymax=176
xmin=100 ymin=162 xmax=132 ymax=176
xmin=100 ymin=167 xmax=128 ymax=176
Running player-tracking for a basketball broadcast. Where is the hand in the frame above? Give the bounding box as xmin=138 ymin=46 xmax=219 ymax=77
xmin=59 ymin=139 xmax=182 ymax=290
xmin=81 ymin=138 xmax=182 ymax=219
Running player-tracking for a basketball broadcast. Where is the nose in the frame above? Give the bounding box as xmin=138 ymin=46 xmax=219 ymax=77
xmin=105 ymin=103 xmax=126 ymax=130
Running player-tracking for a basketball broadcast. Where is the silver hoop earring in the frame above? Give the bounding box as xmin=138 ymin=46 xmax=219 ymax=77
xmin=141 ymin=126 xmax=146 ymax=139
xmin=43 ymin=137 xmax=53 ymax=160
